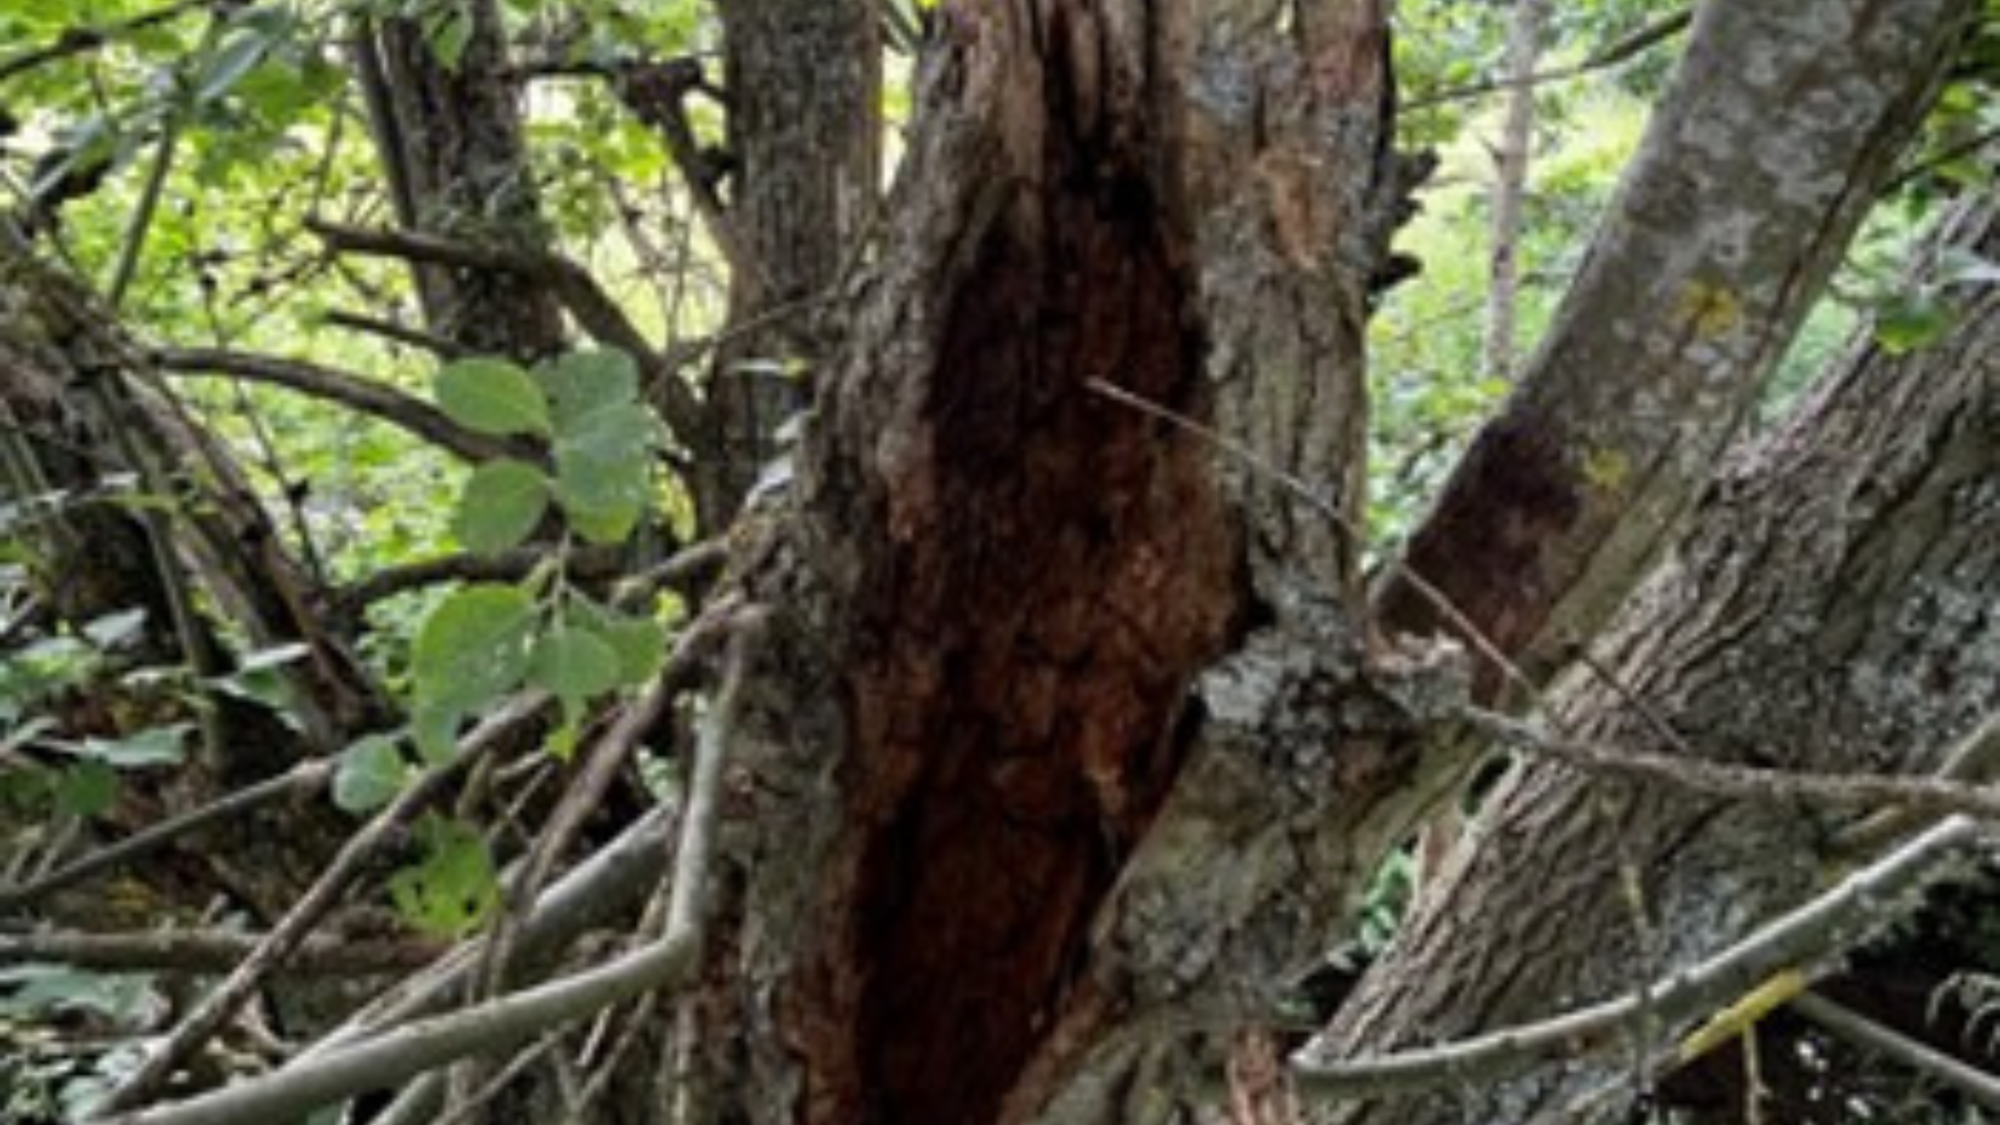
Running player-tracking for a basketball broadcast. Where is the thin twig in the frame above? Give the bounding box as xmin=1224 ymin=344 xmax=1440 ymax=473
xmin=1466 ymin=707 xmax=2000 ymax=822
xmin=0 ymin=760 xmax=331 ymax=914
xmin=321 ymin=309 xmax=470 ymax=359
xmin=101 ymin=616 xmax=765 ymax=1125
xmin=107 ymin=115 xmax=183 ymax=311
xmin=1402 ymin=9 xmax=1693 ymax=112
xmin=1792 ymin=991 xmax=2000 ymax=1114
xmin=305 ymin=217 xmax=705 ymax=449
xmin=1086 ymin=378 xmax=1541 ymax=705
xmin=0 ymin=0 xmax=207 ymax=84
xmin=91 ymin=696 xmax=543 ymax=1117
xmin=1290 ymin=815 xmax=1981 ymax=1099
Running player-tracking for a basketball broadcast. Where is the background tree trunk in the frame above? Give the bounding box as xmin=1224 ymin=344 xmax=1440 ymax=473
xmin=354 ymin=0 xmax=568 ymax=359
xmin=695 ymin=0 xmax=881 ymax=529
xmin=1317 ymin=193 xmax=2000 ymax=1125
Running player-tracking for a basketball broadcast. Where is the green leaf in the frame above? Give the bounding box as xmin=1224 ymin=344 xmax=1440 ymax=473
xmin=80 ymin=608 xmax=148 ymax=649
xmin=70 ymin=724 xmax=190 ymax=768
xmin=411 ymin=584 xmax=536 ymax=713
xmin=54 ymin=760 xmax=117 ymax=818
xmin=333 ymin=735 xmax=411 ymax=814
xmin=424 ymin=6 xmax=474 ymax=71
xmin=196 ymin=27 xmax=276 ymax=105
xmin=411 ymin=700 xmax=463 ymax=766
xmin=553 ymin=404 xmax=656 ymax=544
xmin=389 ymin=815 xmax=499 ymax=938
xmin=0 ymin=964 xmax=156 ymax=1023
xmin=536 ymin=350 xmax=640 ymax=431
xmin=435 ymin=358 xmax=552 ymax=438
xmin=1874 ymin=292 xmax=1956 ymax=355
xmin=453 ymin=459 xmax=548 ymax=554
xmin=528 ymin=624 xmax=623 ymax=705
xmin=572 ymin=601 xmax=667 ymax=686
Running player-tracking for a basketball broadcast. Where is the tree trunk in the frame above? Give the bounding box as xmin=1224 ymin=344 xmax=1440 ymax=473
xmin=1316 ymin=193 xmax=2000 ymax=1125
xmin=1482 ymin=0 xmax=1547 ymax=384
xmin=1377 ymin=0 xmax=1970 ymax=692
xmin=695 ymin=2 xmax=1422 ymax=1122
xmin=354 ymin=0 xmax=568 ymax=359
xmin=0 ymin=236 xmax=387 ymax=759
xmin=695 ymin=0 xmax=881 ymax=529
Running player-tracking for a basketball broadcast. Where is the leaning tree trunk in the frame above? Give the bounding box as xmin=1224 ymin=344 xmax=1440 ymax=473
xmin=0 ymin=235 xmax=387 ymax=761
xmin=1376 ymin=0 xmax=1970 ymax=693
xmin=1316 ymin=193 xmax=2000 ymax=1125
xmin=695 ymin=1 xmax=1426 ymax=1123
xmin=0 ymin=236 xmax=384 ymax=928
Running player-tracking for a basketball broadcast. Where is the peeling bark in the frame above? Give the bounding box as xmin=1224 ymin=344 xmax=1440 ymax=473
xmin=1316 ymin=195 xmax=2000 ymax=1125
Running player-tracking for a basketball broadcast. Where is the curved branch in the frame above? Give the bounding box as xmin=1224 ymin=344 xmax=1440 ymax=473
xmin=153 ymin=347 xmax=521 ymax=463
xmin=304 ymin=218 xmax=706 ymax=451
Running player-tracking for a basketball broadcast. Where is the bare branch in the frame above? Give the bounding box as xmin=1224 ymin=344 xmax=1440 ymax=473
xmin=92 ymin=697 xmax=543 ymax=1116
xmin=335 ymin=545 xmax=623 ymax=617
xmin=0 ymin=928 xmax=444 ymax=976
xmin=154 ymin=347 xmax=521 ymax=463
xmin=321 ymin=309 xmax=471 ymax=360
xmin=1792 ymin=991 xmax=2000 ymax=1114
xmin=1292 ymin=816 xmax=1980 ymax=1099
xmin=100 ymin=615 xmax=766 ymax=1125
xmin=304 ymin=218 xmax=706 ymax=449
xmin=1468 ymin=708 xmax=2000 ymax=823
xmin=477 ymin=607 xmax=733 ymax=997
xmin=0 ymin=760 xmax=331 ymax=915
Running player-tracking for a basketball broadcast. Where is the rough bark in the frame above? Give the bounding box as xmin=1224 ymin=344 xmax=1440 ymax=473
xmin=1315 ymin=195 xmax=2000 ymax=1125
xmin=355 ymin=0 xmax=568 ymax=359
xmin=0 ymin=237 xmax=388 ymax=755
xmin=1377 ymin=0 xmax=1972 ymax=691
xmin=0 ymin=240 xmax=381 ymax=926
xmin=696 ymin=0 xmax=881 ymax=529
xmin=1482 ymin=0 xmax=1547 ymax=384
xmin=697 ymin=2 xmax=1429 ymax=1123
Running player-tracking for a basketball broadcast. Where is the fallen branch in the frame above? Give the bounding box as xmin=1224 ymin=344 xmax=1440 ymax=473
xmin=0 ymin=928 xmax=444 ymax=976
xmin=92 ymin=696 xmax=543 ymax=1116
xmin=0 ymin=760 xmax=332 ymax=915
xmin=1290 ymin=815 xmax=1981 ymax=1099
xmin=100 ymin=615 xmax=765 ymax=1125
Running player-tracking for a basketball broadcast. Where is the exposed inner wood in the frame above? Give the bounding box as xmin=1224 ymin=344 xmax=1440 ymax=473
xmin=838 ymin=75 xmax=1241 ymax=1125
